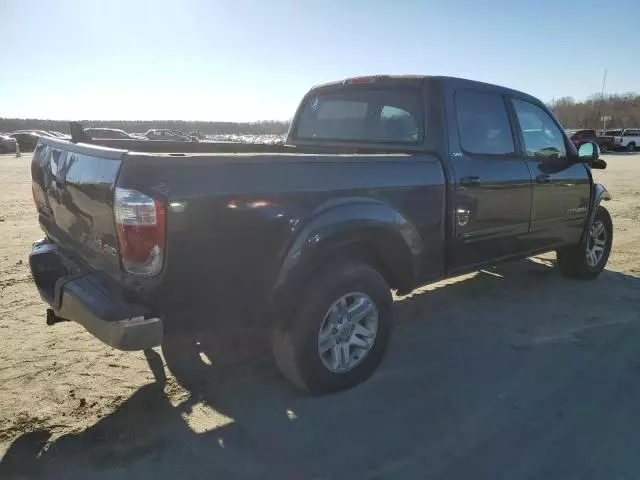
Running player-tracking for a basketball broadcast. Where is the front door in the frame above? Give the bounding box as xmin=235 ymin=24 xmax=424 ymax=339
xmin=509 ymin=97 xmax=591 ymax=250
xmin=448 ymin=89 xmax=533 ymax=271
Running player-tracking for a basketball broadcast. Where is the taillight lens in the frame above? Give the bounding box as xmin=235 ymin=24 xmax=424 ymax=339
xmin=114 ymin=187 xmax=166 ymax=276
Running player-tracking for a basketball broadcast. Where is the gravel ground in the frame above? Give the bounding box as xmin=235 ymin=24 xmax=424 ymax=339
xmin=0 ymin=152 xmax=639 ymax=479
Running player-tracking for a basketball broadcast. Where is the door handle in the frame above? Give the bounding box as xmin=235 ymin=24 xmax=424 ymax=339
xmin=536 ymin=174 xmax=551 ymax=184
xmin=460 ymin=175 xmax=480 ymax=186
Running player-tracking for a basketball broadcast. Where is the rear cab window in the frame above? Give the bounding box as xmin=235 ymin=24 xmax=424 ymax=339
xmin=454 ymin=90 xmax=515 ymax=156
xmin=294 ymin=88 xmax=423 ymax=145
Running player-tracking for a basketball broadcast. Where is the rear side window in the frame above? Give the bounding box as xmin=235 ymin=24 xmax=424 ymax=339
xmin=295 ymin=88 xmax=423 ymax=144
xmin=455 ymin=91 xmax=515 ymax=155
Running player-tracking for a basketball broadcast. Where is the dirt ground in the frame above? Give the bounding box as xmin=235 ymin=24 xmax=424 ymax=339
xmin=1 ymin=152 xmax=639 ymax=479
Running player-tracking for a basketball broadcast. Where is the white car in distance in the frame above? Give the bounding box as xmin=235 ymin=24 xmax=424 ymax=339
xmin=610 ymin=128 xmax=640 ymax=151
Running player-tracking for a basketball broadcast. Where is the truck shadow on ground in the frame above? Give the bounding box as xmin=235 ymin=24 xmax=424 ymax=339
xmin=3 ymin=258 xmax=640 ymax=479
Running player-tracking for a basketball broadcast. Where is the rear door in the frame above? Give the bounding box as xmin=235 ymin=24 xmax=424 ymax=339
xmin=31 ymin=140 xmax=125 ymax=275
xmin=509 ymin=97 xmax=590 ymax=249
xmin=446 ymin=88 xmax=533 ymax=271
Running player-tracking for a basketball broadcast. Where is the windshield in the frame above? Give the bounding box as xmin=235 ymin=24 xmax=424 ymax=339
xmin=295 ymin=88 xmax=423 ymax=144
xmin=605 ymin=130 xmax=622 ymax=136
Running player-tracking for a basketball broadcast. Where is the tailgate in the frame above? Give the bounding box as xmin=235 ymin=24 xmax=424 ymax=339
xmin=31 ymin=139 xmax=125 ymax=276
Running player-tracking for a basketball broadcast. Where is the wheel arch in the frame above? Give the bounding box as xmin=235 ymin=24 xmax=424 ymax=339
xmin=582 ymin=183 xmax=612 ymax=242
xmin=271 ymin=199 xmax=422 ymax=316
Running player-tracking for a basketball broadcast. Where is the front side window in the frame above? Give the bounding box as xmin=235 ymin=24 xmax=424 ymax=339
xmin=295 ymin=88 xmax=422 ymax=144
xmin=512 ymin=99 xmax=566 ymax=159
xmin=455 ymin=90 xmax=515 ymax=155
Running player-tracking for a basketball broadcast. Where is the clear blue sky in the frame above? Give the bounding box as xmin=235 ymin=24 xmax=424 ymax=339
xmin=2 ymin=0 xmax=638 ymax=121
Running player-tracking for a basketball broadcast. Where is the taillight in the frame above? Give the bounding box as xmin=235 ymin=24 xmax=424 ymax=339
xmin=114 ymin=187 xmax=166 ymax=276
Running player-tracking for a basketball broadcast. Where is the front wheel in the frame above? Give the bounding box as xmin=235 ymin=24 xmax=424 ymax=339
xmin=272 ymin=262 xmax=393 ymax=394
xmin=556 ymin=206 xmax=613 ymax=279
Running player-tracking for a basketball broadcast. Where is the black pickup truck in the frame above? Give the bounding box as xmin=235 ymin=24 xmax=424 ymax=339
xmin=29 ymin=75 xmax=612 ymax=394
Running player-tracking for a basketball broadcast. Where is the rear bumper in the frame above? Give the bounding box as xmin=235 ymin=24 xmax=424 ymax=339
xmin=29 ymin=239 xmax=162 ymax=351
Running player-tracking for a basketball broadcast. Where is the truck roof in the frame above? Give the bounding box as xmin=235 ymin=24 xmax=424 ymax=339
xmin=309 ymin=74 xmax=538 ymax=103
xmin=311 ymin=75 xmax=427 ymax=90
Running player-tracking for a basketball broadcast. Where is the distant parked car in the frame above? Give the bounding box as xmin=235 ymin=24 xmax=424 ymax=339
xmin=0 ymin=133 xmax=18 ymax=153
xmin=597 ymin=130 xmax=619 ymax=152
xmin=84 ymin=128 xmax=137 ymax=140
xmin=189 ymin=130 xmax=206 ymax=140
xmin=12 ymin=129 xmax=56 ymax=138
xmin=566 ymin=129 xmax=597 ymax=149
xmin=610 ymin=129 xmax=640 ymax=151
xmin=144 ymin=129 xmax=195 ymax=141
xmin=7 ymin=132 xmax=41 ymax=151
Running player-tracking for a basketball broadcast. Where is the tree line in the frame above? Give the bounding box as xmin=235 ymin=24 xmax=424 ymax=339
xmin=0 ymin=118 xmax=290 ymax=136
xmin=549 ymin=93 xmax=640 ymax=130
xmin=3 ymin=92 xmax=639 ymax=135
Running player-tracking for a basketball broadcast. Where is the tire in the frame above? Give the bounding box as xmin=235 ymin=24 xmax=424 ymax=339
xmin=272 ymin=262 xmax=393 ymax=394
xmin=556 ymin=206 xmax=613 ymax=279
xmin=628 ymin=142 xmax=636 ymax=152
xmin=0 ymin=145 xmax=7 ymax=154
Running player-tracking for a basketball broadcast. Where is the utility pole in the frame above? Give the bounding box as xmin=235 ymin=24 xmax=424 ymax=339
xmin=596 ymin=69 xmax=608 ymax=131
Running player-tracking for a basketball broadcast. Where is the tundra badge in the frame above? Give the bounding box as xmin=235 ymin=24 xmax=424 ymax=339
xmin=568 ymin=207 xmax=587 ymax=215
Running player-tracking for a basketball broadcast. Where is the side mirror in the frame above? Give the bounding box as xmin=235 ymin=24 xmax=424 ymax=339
xmin=578 ymin=141 xmax=607 ymax=169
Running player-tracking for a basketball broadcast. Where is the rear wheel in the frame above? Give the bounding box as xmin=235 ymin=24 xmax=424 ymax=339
xmin=628 ymin=142 xmax=636 ymax=152
xmin=272 ymin=262 xmax=393 ymax=394
xmin=556 ymin=206 xmax=612 ymax=279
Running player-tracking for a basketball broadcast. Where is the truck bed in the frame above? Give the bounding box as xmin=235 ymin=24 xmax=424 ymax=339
xmin=86 ymin=138 xmax=289 ymax=154
xmin=32 ymin=136 xmax=447 ymax=309
xmin=81 ymin=134 xmax=431 ymax=156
